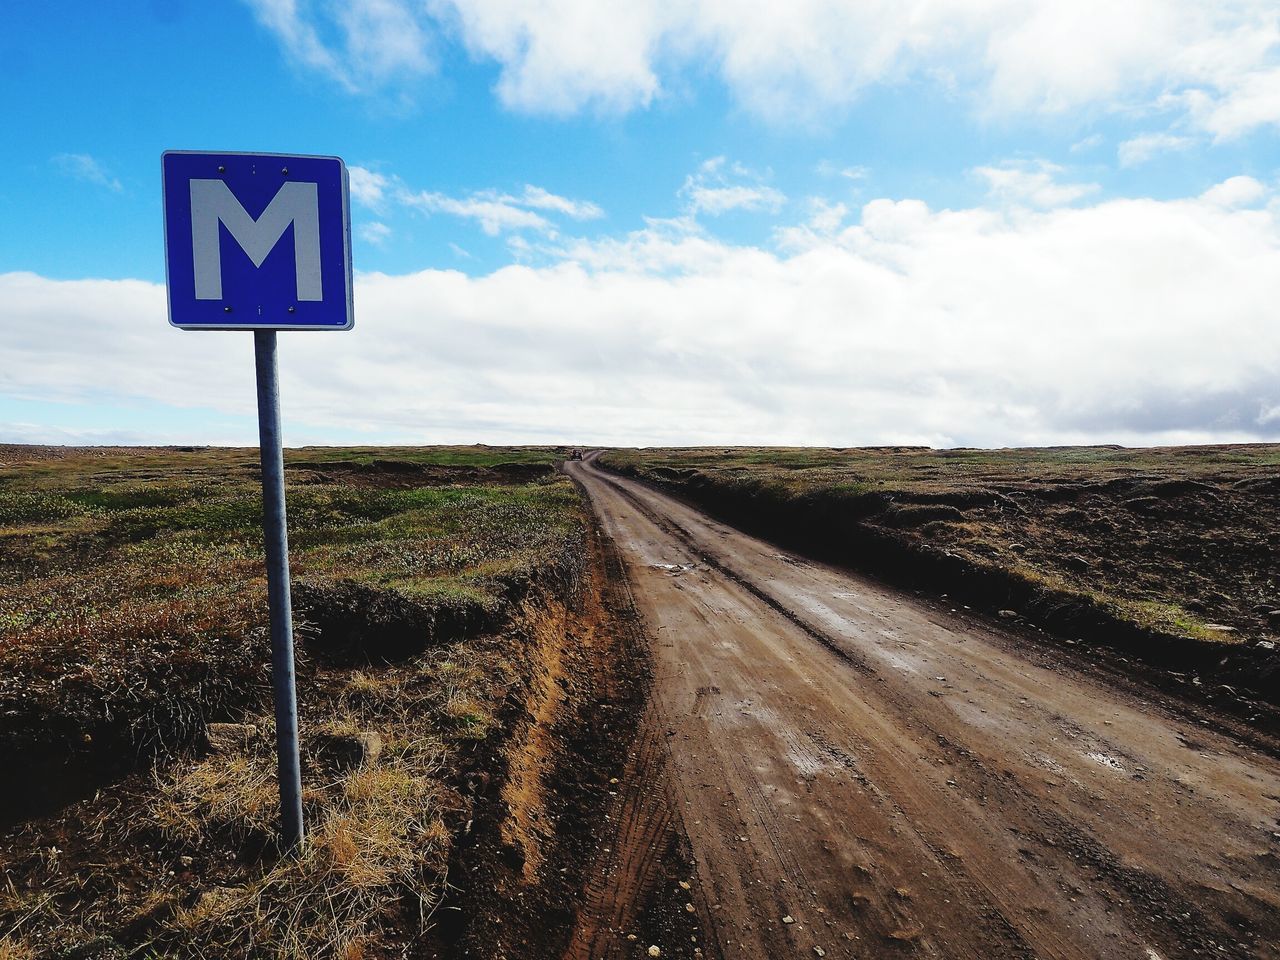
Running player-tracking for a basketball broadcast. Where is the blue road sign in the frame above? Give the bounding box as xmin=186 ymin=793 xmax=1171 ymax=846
xmin=162 ymin=151 xmax=353 ymax=330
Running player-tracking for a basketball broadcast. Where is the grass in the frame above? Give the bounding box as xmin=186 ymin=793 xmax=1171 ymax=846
xmin=146 ymin=691 xmax=452 ymax=958
xmin=0 ymin=938 xmax=35 ymax=960
xmin=0 ymin=447 xmax=581 ymax=762
xmin=0 ymin=444 xmax=588 ymax=958
xmin=288 ymin=445 xmax=567 ymax=468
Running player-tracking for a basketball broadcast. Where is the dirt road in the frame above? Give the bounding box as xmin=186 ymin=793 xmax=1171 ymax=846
xmin=563 ymin=455 xmax=1280 ymax=960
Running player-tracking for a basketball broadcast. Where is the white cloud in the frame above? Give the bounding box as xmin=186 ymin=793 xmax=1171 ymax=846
xmin=806 ymin=198 xmax=850 ymax=235
xmin=359 ymin=221 xmax=392 ymax=245
xmin=400 ymin=190 xmax=548 ymax=235
xmin=243 ymin=0 xmax=433 ymax=92
xmin=349 ymin=166 xmax=391 ymax=209
xmin=685 ymin=184 xmax=786 ymax=216
xmin=396 ymin=183 xmax=602 ymax=236
xmin=1118 ymin=132 xmax=1196 ymax=167
xmin=0 ymin=422 xmax=192 ymax=446
xmin=0 ymin=274 xmax=246 ymax=415
xmin=350 ymin=166 xmax=602 ymax=231
xmin=247 ymin=1 xmax=1280 ymax=136
xmin=5 ymin=179 xmax=1280 ymax=447
xmin=816 ymin=162 xmax=871 ymax=182
xmin=974 ymin=161 xmax=1099 ymax=208
xmin=517 ymin=186 xmax=603 ymax=220
xmin=52 ymin=153 xmax=122 ymax=193
xmin=775 ymin=198 xmax=851 ymax=251
xmin=1200 ymin=175 xmax=1267 ymax=208
xmin=964 ymin=2 xmax=1280 ymax=137
xmin=681 ymin=157 xmax=786 ymax=216
xmin=428 ymin=0 xmax=666 ymax=114
xmin=1176 ymin=49 xmax=1280 ymax=139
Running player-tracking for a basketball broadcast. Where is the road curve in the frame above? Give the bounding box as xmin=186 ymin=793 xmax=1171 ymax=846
xmin=564 ymin=455 xmax=1280 ymax=960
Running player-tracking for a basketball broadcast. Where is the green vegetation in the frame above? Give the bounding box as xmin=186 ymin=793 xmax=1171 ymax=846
xmin=0 ymin=444 xmax=586 ymax=958
xmin=288 ymin=444 xmax=565 ymax=468
xmin=0 ymin=447 xmax=582 ymax=757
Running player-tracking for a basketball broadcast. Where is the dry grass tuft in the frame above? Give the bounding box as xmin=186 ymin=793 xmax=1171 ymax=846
xmin=148 ymin=707 xmax=451 ymax=958
xmin=152 ymin=752 xmax=280 ymax=844
xmin=345 ymin=670 xmax=399 ymax=704
xmin=0 ymin=938 xmax=35 ymax=960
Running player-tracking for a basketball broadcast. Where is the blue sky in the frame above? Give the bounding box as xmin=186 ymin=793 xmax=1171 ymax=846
xmin=3 ymin=1 xmax=1280 ymax=447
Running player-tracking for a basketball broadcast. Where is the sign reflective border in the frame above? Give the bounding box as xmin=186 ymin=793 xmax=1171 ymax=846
xmin=162 ymin=151 xmax=354 ymax=330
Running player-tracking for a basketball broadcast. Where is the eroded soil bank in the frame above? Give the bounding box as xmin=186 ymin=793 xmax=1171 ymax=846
xmin=424 ymin=511 xmax=705 ymax=960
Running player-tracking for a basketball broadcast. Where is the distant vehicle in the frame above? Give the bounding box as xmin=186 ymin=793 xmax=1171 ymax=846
xmin=569 ymin=449 xmax=583 ymax=460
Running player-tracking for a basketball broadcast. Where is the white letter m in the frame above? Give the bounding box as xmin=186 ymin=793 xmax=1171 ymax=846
xmin=190 ymin=179 xmax=323 ymax=301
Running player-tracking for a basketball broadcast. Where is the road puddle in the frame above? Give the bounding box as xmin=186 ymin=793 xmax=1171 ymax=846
xmin=650 ymin=562 xmax=693 ymax=575
xmin=1086 ymin=751 xmax=1126 ymax=772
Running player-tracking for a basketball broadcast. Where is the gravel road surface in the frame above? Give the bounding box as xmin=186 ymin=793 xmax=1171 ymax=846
xmin=564 ymin=455 xmax=1280 ymax=960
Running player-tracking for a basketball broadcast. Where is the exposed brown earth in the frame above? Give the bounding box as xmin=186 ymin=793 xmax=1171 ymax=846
xmin=418 ymin=518 xmax=686 ymax=960
xmin=565 ymin=454 xmax=1280 ymax=960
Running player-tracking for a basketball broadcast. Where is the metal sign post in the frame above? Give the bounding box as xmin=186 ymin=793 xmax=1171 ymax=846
xmin=254 ymin=329 xmax=304 ymax=848
xmin=163 ymin=151 xmax=354 ymax=850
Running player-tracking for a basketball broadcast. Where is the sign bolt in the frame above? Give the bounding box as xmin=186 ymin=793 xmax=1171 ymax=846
xmin=224 ymin=305 xmax=232 ymax=313
xmin=287 ymin=306 xmax=296 ymax=313
xmin=218 ymin=165 xmax=226 ymax=173
xmin=281 ymin=167 xmax=289 ymax=175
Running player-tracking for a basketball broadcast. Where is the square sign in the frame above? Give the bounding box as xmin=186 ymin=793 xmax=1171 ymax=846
xmin=162 ymin=151 xmax=353 ymax=330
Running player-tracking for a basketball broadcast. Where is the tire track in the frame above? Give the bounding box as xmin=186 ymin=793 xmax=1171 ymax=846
xmin=566 ymin=456 xmax=1280 ymax=960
